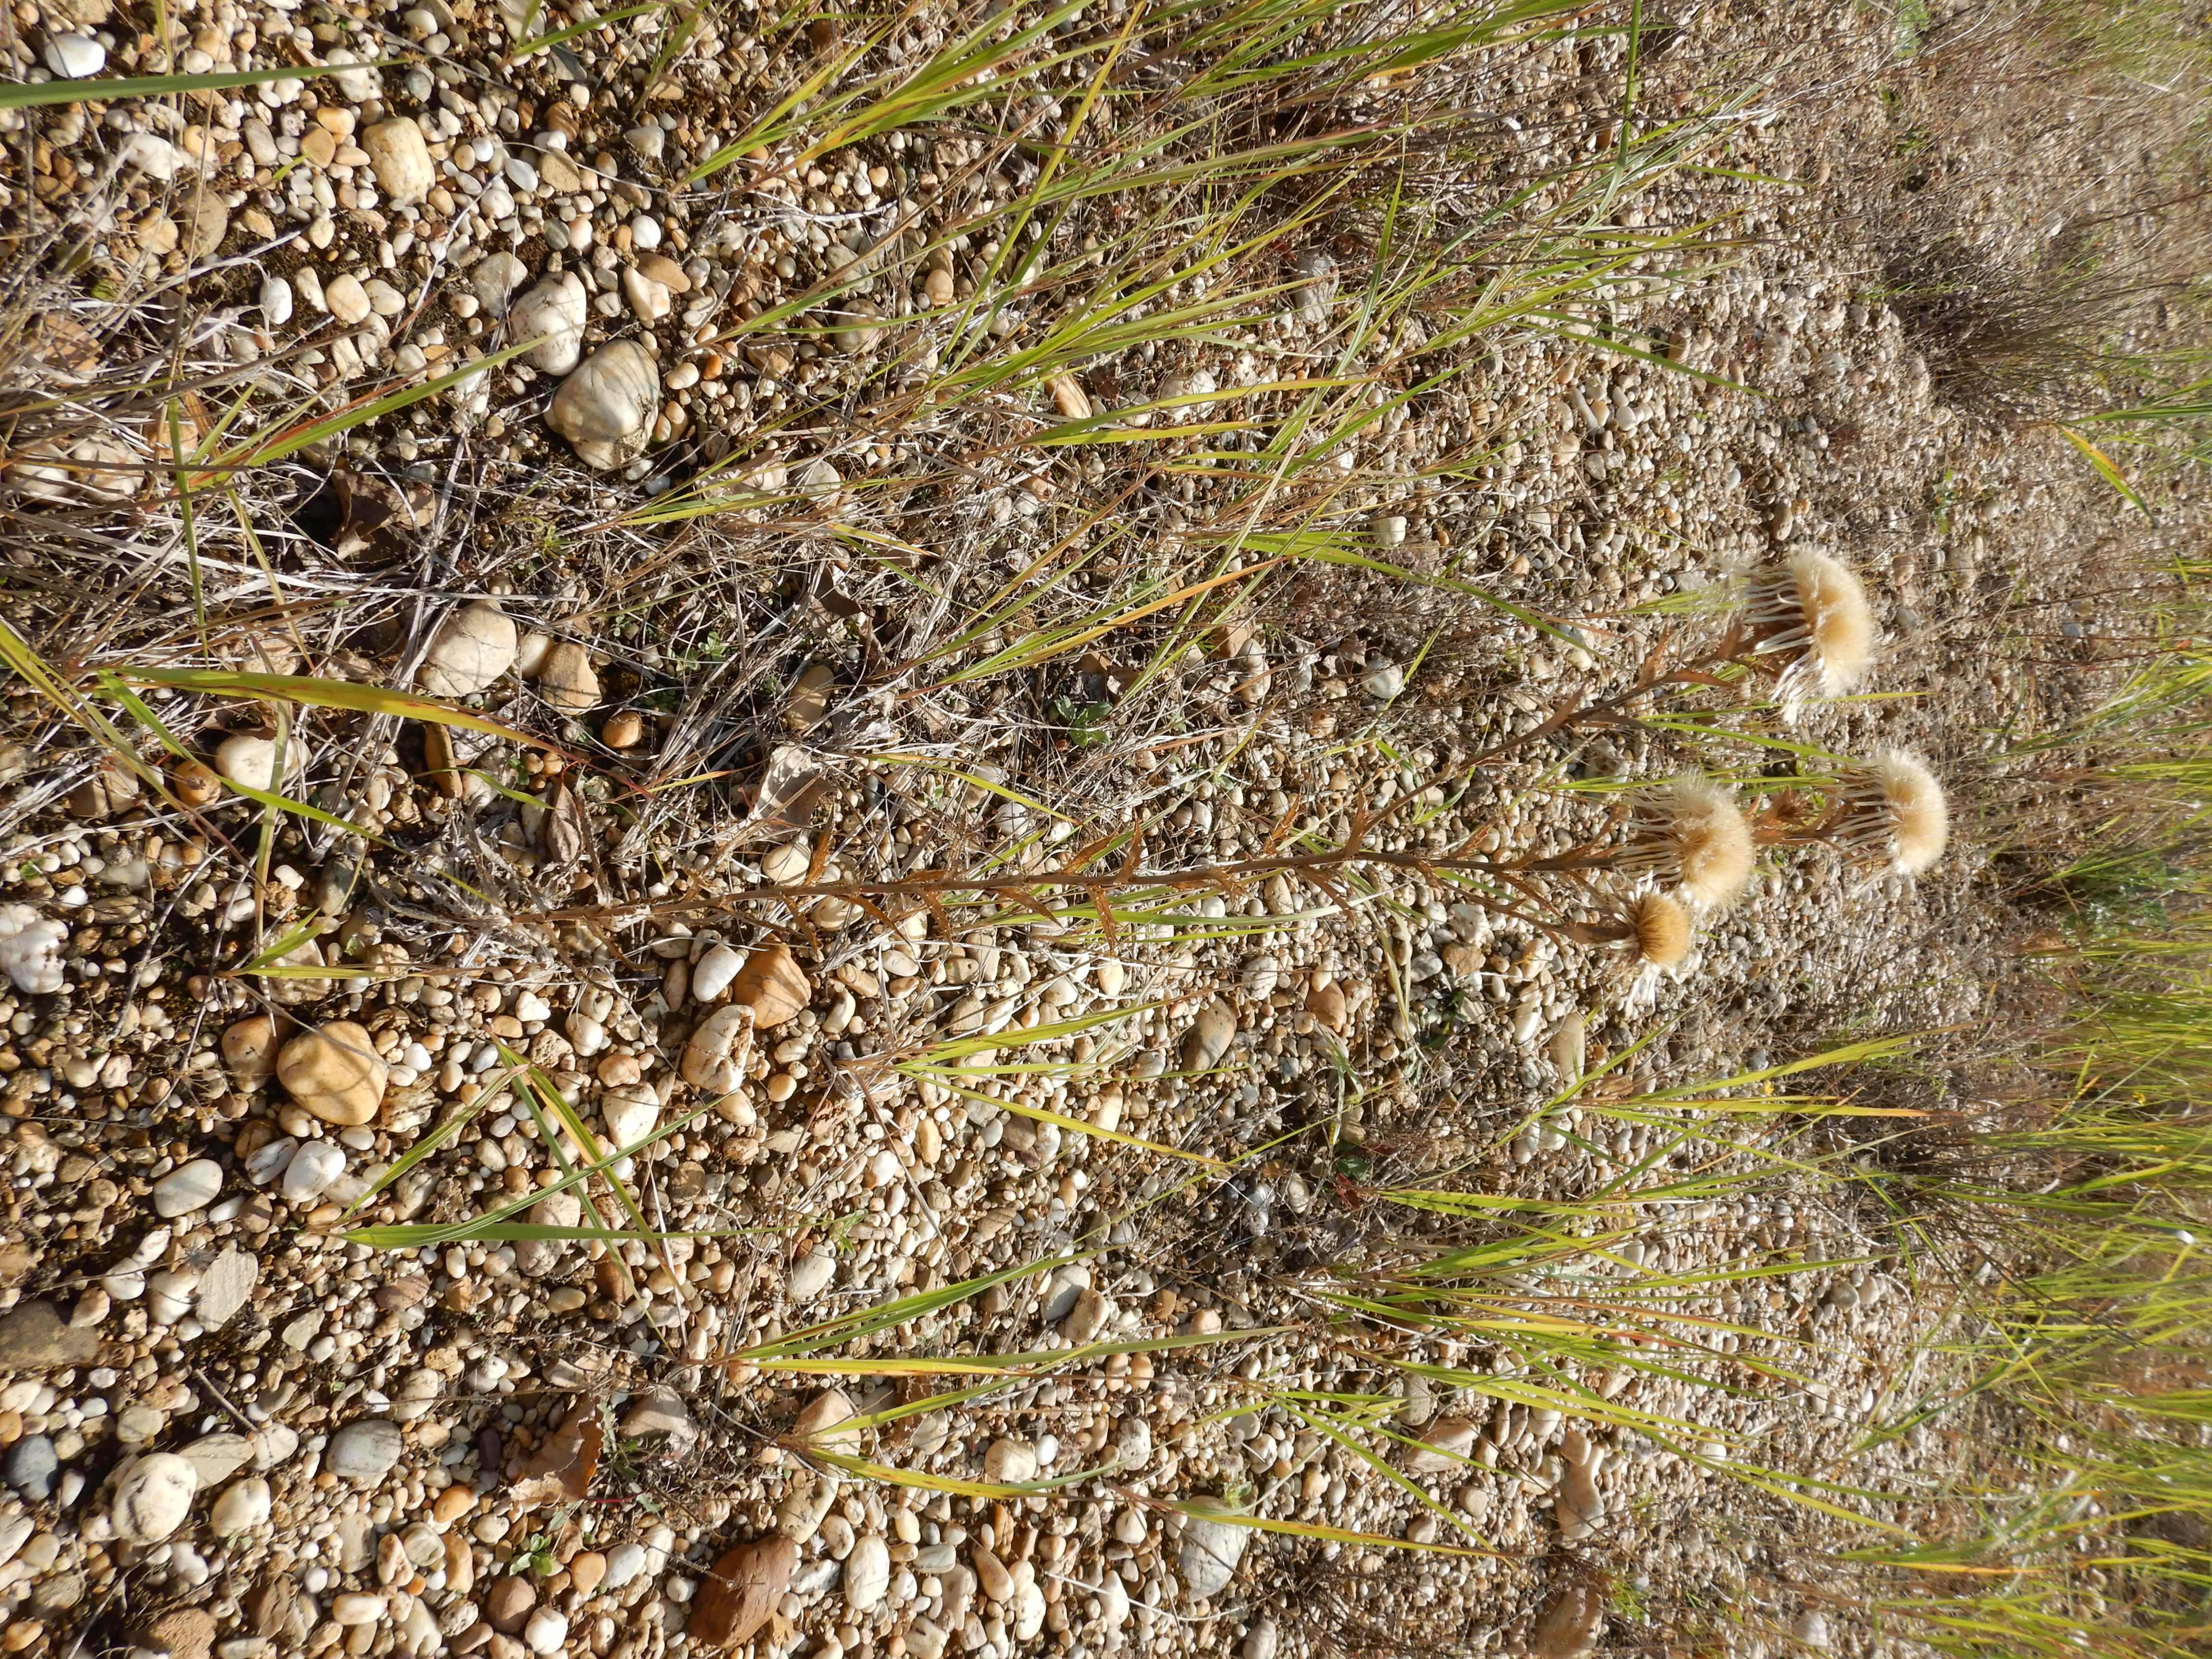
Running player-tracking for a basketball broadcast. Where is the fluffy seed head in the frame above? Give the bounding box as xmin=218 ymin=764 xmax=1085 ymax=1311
xmin=1634 ymin=774 xmax=1755 ymax=911
xmin=1748 ymin=551 xmax=1877 ymax=716
xmin=1632 ymin=892 xmax=1692 ymax=967
xmin=1849 ymin=751 xmax=1950 ymax=875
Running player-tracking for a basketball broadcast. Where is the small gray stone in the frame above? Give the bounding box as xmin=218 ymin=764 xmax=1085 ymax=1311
xmin=194 ymin=1247 xmax=258 ymax=1329
xmin=5 ymin=1435 xmax=57 ymax=1501
xmin=325 ymin=1419 xmax=403 ymax=1483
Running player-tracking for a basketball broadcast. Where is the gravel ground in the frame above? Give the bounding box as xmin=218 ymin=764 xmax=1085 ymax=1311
xmin=0 ymin=1 xmax=2200 ymax=1658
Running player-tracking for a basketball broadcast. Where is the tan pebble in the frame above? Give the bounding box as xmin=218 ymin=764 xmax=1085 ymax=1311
xmin=275 ymin=1020 xmax=387 ymax=1126
xmin=538 ymin=642 xmax=600 ymax=711
xmin=432 ymin=1483 xmax=476 ymax=1524
xmin=170 ymin=758 xmax=220 ymax=807
xmin=568 ymin=1550 xmax=606 ymax=1598
xmin=601 ymin=710 xmax=643 ymax=748
xmin=730 ymin=944 xmax=810 ymax=1029
xmin=222 ymin=1015 xmax=282 ymax=1090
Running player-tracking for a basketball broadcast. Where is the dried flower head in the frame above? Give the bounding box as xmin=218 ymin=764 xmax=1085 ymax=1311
xmin=1631 ymin=891 xmax=1693 ymax=968
xmin=1834 ymin=751 xmax=1950 ymax=876
xmin=1745 ymin=551 xmax=1876 ymax=719
xmin=1617 ymin=775 xmax=1755 ymax=912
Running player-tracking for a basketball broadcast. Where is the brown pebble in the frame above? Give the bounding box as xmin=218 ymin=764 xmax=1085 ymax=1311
xmin=568 ymin=1551 xmax=606 ymax=1598
xmin=690 ymin=1535 xmax=798 ymax=1649
xmin=432 ymin=1483 xmax=476 ymax=1524
xmin=601 ymin=710 xmax=643 ymax=749
xmin=483 ymin=1575 xmax=536 ymax=1634
xmin=170 ymin=759 xmax=220 ymax=807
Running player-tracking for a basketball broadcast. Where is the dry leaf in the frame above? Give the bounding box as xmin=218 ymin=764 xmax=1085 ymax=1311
xmin=509 ymin=1403 xmax=602 ymax=1511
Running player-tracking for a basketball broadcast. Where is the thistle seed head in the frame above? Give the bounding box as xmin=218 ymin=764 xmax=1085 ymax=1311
xmin=1747 ymin=551 xmax=1877 ymax=720
xmin=1839 ymin=750 xmax=1950 ymax=876
xmin=1622 ymin=774 xmax=1755 ymax=912
xmin=1632 ymin=891 xmax=1693 ymax=967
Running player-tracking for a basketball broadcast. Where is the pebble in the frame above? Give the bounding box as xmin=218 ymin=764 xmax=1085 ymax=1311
xmin=260 ymin=276 xmax=294 ymax=326
xmin=690 ymin=1534 xmax=796 ymax=1648
xmin=0 ymin=1301 xmax=97 ymax=1370
xmin=179 ymin=1433 xmax=254 ymax=1488
xmin=600 ymin=1541 xmax=649 ymax=1592
xmin=152 ymin=1159 xmax=223 ymax=1218
xmin=511 ymin=275 xmax=589 ymax=375
xmin=681 ymin=1004 xmax=753 ymax=1093
xmin=691 ymin=943 xmax=744 ymax=1003
xmin=548 ymin=340 xmax=660 ymax=469
xmin=1361 ymin=660 xmax=1406 ymax=699
xmin=0 ymin=906 xmax=64 ymax=995
xmin=279 ymin=1139 xmax=346 ymax=1204
xmin=222 ymin=1016 xmax=282 ymax=1090
xmin=983 ymin=1439 xmax=1037 ymax=1485
xmin=325 ymin=1418 xmax=403 ymax=1482
xmin=1532 ymin=1583 xmax=1606 ymax=1658
xmin=194 ymin=1247 xmax=258 ymax=1328
xmin=42 ymin=32 xmax=104 ymax=76
xmin=211 ymin=1478 xmax=272 ymax=1534
xmin=276 ymin=1020 xmax=387 ymax=1127
xmin=4 ymin=1437 xmax=55 ymax=1501
xmin=1177 ymin=1506 xmax=1250 ymax=1600
xmin=619 ymin=1389 xmax=698 ymax=1458
xmin=419 ymin=601 xmax=518 ymax=698
xmin=471 ymin=252 xmax=529 ymax=318
xmin=361 ymin=117 xmax=434 ymax=205
xmin=844 ymin=1535 xmax=890 ymax=1612
xmin=111 ymin=1453 xmax=199 ymax=1544
xmin=324 ymin=274 xmax=373 ymax=328
xmin=1548 ymin=1011 xmax=1586 ymax=1081
xmin=788 ymin=1247 xmax=837 ymax=1302
xmin=791 ymin=1389 xmax=860 ymax=1453
xmin=730 ymin=944 xmax=811 ymax=1028
xmin=1182 ymin=1001 xmax=1238 ymax=1071
xmin=214 ymin=734 xmax=287 ymax=793
xmin=538 ymin=641 xmax=600 ymax=711
xmin=523 ymin=1608 xmax=569 ymax=1654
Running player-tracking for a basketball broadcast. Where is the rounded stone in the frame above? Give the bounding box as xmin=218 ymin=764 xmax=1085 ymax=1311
xmin=538 ymin=641 xmax=600 ymax=711
xmin=111 ymin=1453 xmax=198 ymax=1544
xmin=325 ymin=1418 xmax=404 ymax=1483
xmin=547 ymin=340 xmax=660 ymax=470
xmin=419 ymin=601 xmax=519 ymax=698
xmin=510 ymin=275 xmax=589 ymax=375
xmin=221 ymin=1016 xmax=281 ymax=1090
xmin=151 ymin=1158 xmax=222 ymax=1218
xmin=210 ymin=1477 xmax=271 ymax=1534
xmin=843 ymin=1535 xmax=890 ymax=1612
xmin=214 ymin=734 xmax=290 ymax=794
xmin=43 ymin=32 xmax=105 ymax=76
xmin=1176 ymin=1505 xmax=1249 ymax=1601
xmin=361 ymin=117 xmax=435 ymax=206
xmin=276 ymin=1021 xmax=387 ymax=1126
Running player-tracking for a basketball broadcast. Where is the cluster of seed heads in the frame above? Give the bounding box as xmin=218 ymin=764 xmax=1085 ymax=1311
xmin=1586 ymin=551 xmax=1950 ymax=992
